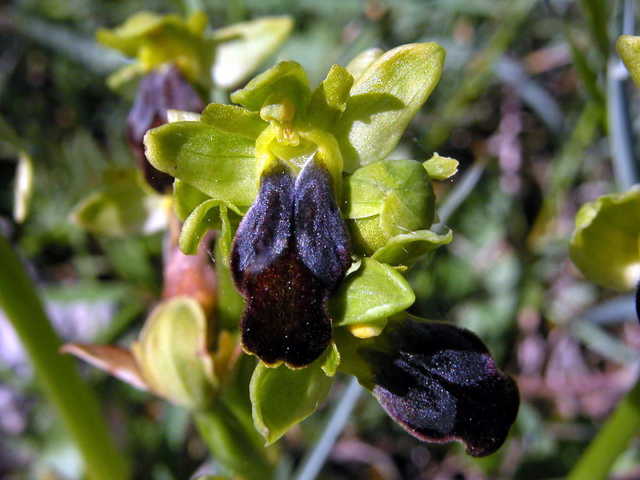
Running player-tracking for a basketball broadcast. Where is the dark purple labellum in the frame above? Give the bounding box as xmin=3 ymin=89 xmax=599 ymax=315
xmin=361 ymin=318 xmax=519 ymax=457
xmin=230 ymin=159 xmax=351 ymax=368
xmin=129 ymin=65 xmax=203 ymax=193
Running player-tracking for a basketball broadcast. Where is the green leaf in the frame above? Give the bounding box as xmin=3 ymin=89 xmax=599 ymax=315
xmin=173 ymin=179 xmax=210 ymax=222
xmin=212 ymin=16 xmax=294 ymax=89
xmin=230 ymin=61 xmax=311 ymax=115
xmin=372 ymin=228 xmax=453 ymax=269
xmin=200 ymin=103 xmax=267 ymax=138
xmin=617 ymin=35 xmax=640 ymax=90
xmin=334 ymin=43 xmax=445 ymax=172
xmin=570 ymin=187 xmax=640 ymax=291
xmin=306 ymin=64 xmax=354 ymax=131
xmin=344 ymin=47 xmax=384 ymax=82
xmin=132 ymin=297 xmax=216 ymax=410
xmin=70 ymin=170 xmax=169 ymax=237
xmin=250 ymin=359 xmax=334 ymax=445
xmin=342 ymin=159 xmax=436 ymax=255
xmin=144 ymin=121 xmax=258 ymax=209
xmin=329 ymin=258 xmax=415 ymax=330
xmin=423 ymin=153 xmax=459 ymax=180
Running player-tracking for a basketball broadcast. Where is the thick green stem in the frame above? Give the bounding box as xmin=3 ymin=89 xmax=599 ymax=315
xmin=567 ymin=379 xmax=640 ymax=480
xmin=194 ymin=398 xmax=273 ymax=480
xmin=0 ymin=236 xmax=130 ymax=480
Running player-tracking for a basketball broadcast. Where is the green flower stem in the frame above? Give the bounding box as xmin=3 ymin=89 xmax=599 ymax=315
xmin=194 ymin=398 xmax=273 ymax=480
xmin=0 ymin=236 xmax=130 ymax=480
xmin=567 ymin=378 xmax=640 ymax=480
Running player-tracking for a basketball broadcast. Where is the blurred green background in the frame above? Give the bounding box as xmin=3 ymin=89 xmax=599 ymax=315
xmin=2 ymin=0 xmax=640 ymax=479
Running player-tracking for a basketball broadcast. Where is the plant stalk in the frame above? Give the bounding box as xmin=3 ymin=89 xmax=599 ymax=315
xmin=0 ymin=236 xmax=130 ymax=480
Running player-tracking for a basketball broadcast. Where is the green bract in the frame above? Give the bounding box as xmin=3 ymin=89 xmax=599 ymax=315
xmin=570 ymin=187 xmax=640 ymax=291
xmin=617 ymin=35 xmax=640 ymax=90
xmin=144 ymin=42 xmax=455 ymax=444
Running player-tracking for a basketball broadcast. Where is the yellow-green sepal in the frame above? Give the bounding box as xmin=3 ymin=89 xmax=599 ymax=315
xmin=617 ymin=35 xmax=640 ymax=90
xmin=570 ymin=187 xmax=640 ymax=291
xmin=334 ymin=43 xmax=445 ymax=172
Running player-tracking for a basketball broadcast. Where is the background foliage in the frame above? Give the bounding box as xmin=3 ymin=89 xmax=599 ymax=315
xmin=1 ymin=0 xmax=640 ymax=479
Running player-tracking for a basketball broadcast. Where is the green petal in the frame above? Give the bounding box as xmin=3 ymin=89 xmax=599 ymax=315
xmin=342 ymin=159 xmax=436 ymax=255
xmin=329 ymin=258 xmax=415 ymax=330
xmin=250 ymin=359 xmax=334 ymax=445
xmin=334 ymin=43 xmax=445 ymax=172
xmin=212 ymin=16 xmax=294 ymax=89
xmin=570 ymin=187 xmax=640 ymax=291
xmin=423 ymin=153 xmax=459 ymax=180
xmin=144 ymin=121 xmax=258 ymax=209
xmin=173 ymin=179 xmax=210 ymax=222
xmin=200 ymin=103 xmax=268 ymax=138
xmin=345 ymin=47 xmax=384 ymax=82
xmin=96 ymin=11 xmax=168 ymax=56
xmin=306 ymin=64 xmax=354 ymax=131
xmin=179 ymin=199 xmax=242 ymax=256
xmin=70 ymin=169 xmax=168 ymax=237
xmin=372 ymin=229 xmax=453 ymax=269
xmin=617 ymin=35 xmax=640 ymax=90
xmin=230 ymin=61 xmax=311 ymax=114
xmin=132 ymin=297 xmax=216 ymax=410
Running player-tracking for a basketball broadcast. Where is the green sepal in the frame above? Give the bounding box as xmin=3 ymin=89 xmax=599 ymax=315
xmin=306 ymin=64 xmax=354 ymax=131
xmin=201 ymin=103 xmax=268 ymax=138
xmin=212 ymin=16 xmax=294 ymax=89
xmin=173 ymin=179 xmax=210 ymax=222
xmin=329 ymin=258 xmax=415 ymax=330
xmin=230 ymin=61 xmax=311 ymax=115
xmin=342 ymin=159 xmax=436 ymax=255
xmin=132 ymin=297 xmax=216 ymax=411
xmin=423 ymin=153 xmax=459 ymax=180
xmin=344 ymin=47 xmax=384 ymax=82
xmin=250 ymin=358 xmax=334 ymax=445
xmin=617 ymin=35 xmax=640 ymax=90
xmin=144 ymin=121 xmax=258 ymax=209
xmin=70 ymin=169 xmax=169 ymax=237
xmin=570 ymin=187 xmax=640 ymax=291
xmin=334 ymin=43 xmax=445 ymax=172
xmin=372 ymin=228 xmax=453 ymax=269
xmin=179 ymin=199 xmax=242 ymax=257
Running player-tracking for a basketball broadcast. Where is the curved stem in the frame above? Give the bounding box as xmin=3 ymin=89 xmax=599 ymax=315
xmin=0 ymin=236 xmax=130 ymax=480
xmin=567 ymin=378 xmax=640 ymax=480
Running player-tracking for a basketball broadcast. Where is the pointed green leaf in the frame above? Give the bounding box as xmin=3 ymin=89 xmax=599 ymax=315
xmin=334 ymin=43 xmax=445 ymax=172
xmin=250 ymin=359 xmax=334 ymax=445
xmin=570 ymin=187 xmax=640 ymax=291
xmin=423 ymin=153 xmax=459 ymax=180
xmin=329 ymin=258 xmax=415 ymax=328
xmin=342 ymin=159 xmax=435 ymax=255
xmin=200 ymin=103 xmax=268 ymax=138
xmin=70 ymin=170 xmax=169 ymax=237
xmin=372 ymin=228 xmax=453 ymax=268
xmin=306 ymin=64 xmax=354 ymax=131
xmin=617 ymin=35 xmax=640 ymax=89
xmin=212 ymin=16 xmax=294 ymax=89
xmin=345 ymin=47 xmax=384 ymax=82
xmin=230 ymin=61 xmax=311 ymax=114
xmin=144 ymin=121 xmax=258 ymax=209
xmin=132 ymin=297 xmax=216 ymax=410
